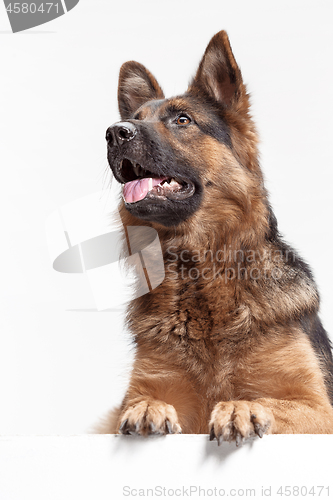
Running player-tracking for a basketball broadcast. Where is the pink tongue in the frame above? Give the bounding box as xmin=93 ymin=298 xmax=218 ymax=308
xmin=123 ymin=177 xmax=166 ymax=203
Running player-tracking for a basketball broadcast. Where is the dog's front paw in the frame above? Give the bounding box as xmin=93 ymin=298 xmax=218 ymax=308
xmin=209 ymin=401 xmax=274 ymax=446
xmin=118 ymin=399 xmax=182 ymax=436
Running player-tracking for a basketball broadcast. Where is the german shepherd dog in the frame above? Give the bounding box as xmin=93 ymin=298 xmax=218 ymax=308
xmin=105 ymin=31 xmax=333 ymax=444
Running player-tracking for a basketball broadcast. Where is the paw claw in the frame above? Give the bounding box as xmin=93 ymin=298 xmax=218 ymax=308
xmin=254 ymin=422 xmax=264 ymax=438
xmin=209 ymin=427 xmax=216 ymax=441
xmin=165 ymin=420 xmax=173 ymax=434
xmin=235 ymin=432 xmax=243 ymax=447
xmin=119 ymin=418 xmax=130 ymax=434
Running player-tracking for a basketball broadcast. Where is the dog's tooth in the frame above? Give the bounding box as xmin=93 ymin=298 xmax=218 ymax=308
xmin=148 ymin=178 xmax=153 ymax=191
xmin=139 ymin=166 xmax=146 ymax=177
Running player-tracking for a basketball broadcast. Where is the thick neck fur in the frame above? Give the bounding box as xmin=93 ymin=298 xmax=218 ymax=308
xmin=119 ymin=197 xmax=319 ymax=350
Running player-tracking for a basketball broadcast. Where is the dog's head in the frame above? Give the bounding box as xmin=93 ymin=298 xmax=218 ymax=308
xmin=107 ymin=31 xmax=268 ymax=238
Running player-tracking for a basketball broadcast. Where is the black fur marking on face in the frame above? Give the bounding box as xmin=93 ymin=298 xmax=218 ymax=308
xmin=107 ymin=117 xmax=204 ymax=227
xmin=196 ymin=117 xmax=232 ymax=148
xmin=133 ymin=99 xmax=165 ymax=120
xmin=134 ymin=96 xmax=232 ymax=150
xmin=162 ymin=96 xmax=232 ymax=149
xmin=108 ymin=90 xmax=232 ymax=227
xmin=182 ymin=94 xmax=232 ymax=148
xmin=125 ymin=193 xmax=203 ymax=227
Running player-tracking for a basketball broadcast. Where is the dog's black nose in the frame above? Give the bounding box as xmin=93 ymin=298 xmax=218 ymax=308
xmin=106 ymin=121 xmax=137 ymax=146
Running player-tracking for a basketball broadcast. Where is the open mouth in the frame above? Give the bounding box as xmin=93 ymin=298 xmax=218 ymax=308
xmin=118 ymin=158 xmax=195 ymax=204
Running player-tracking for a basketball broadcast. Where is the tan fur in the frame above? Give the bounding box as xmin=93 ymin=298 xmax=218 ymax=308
xmin=102 ymin=31 xmax=333 ymax=441
xmin=105 ymin=321 xmax=333 ymax=436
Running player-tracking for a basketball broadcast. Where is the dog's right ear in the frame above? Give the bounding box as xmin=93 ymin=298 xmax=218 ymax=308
xmin=118 ymin=61 xmax=164 ymax=120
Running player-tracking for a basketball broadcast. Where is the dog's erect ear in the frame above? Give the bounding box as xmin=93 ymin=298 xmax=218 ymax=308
xmin=118 ymin=61 xmax=164 ymax=120
xmin=188 ymin=31 xmax=245 ymax=108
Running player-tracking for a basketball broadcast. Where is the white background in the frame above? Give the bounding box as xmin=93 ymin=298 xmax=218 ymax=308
xmin=0 ymin=0 xmax=333 ymax=435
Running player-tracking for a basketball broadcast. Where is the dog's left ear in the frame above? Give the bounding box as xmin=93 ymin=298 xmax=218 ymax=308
xmin=188 ymin=31 xmax=246 ymax=108
xmin=118 ymin=61 xmax=165 ymax=120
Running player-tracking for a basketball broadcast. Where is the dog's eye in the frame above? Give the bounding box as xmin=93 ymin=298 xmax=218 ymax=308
xmin=176 ymin=115 xmax=191 ymax=125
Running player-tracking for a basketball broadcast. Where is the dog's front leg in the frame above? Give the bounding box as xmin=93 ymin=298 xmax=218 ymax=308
xmin=116 ymin=353 xmax=202 ymax=436
xmin=255 ymin=396 xmax=333 ymax=435
xmin=209 ymin=329 xmax=333 ymax=445
xmin=209 ymin=397 xmax=333 ymax=445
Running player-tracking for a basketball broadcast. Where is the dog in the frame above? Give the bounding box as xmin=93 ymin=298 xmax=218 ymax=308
xmin=104 ymin=30 xmax=333 ymax=444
